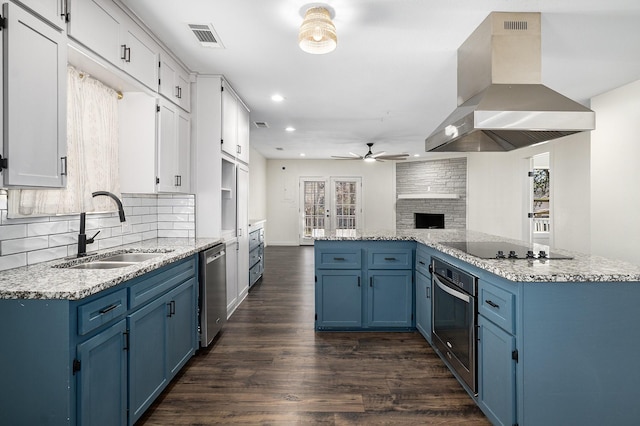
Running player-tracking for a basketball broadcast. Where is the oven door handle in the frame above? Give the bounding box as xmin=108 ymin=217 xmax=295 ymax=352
xmin=434 ymin=274 xmax=470 ymax=303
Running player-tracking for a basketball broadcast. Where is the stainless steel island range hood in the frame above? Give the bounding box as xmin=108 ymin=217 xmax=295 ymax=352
xmin=425 ymin=12 xmax=595 ymax=152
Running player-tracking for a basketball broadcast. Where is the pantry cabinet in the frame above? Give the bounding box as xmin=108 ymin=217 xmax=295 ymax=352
xmin=221 ymin=80 xmax=250 ymax=163
xmin=1 ymin=1 xmax=67 ymax=188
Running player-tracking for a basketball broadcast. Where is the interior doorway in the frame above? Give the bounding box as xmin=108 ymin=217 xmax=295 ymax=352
xmin=529 ymin=152 xmax=550 ymax=245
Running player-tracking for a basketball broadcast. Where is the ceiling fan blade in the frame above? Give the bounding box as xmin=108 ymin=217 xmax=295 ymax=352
xmin=348 ymin=152 xmax=362 ymax=158
xmin=371 ymin=151 xmax=386 ymax=158
xmin=377 ymin=154 xmax=410 ymax=160
xmin=331 ymin=155 xmax=362 ymax=160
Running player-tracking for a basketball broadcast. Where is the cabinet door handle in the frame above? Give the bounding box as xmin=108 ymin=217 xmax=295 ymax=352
xmin=123 ymin=331 xmax=130 ymax=351
xmin=167 ymin=300 xmax=176 ymax=317
xmin=333 ymin=257 xmax=345 ymax=261
xmin=370 ymin=277 xmax=373 ymax=287
xmin=486 ymin=300 xmax=500 ymax=309
xmin=426 ymin=287 xmax=431 ymax=299
xmin=60 ymin=156 xmax=68 ymax=176
xmin=99 ymin=304 xmax=119 ymax=314
xmin=357 ymin=276 xmax=360 ymax=287
xmin=418 ymin=261 xmax=426 ymax=266
xmin=120 ymin=45 xmax=131 ymax=62
xmin=384 ymin=257 xmax=396 ymax=261
xmin=175 ymin=85 xmax=181 ymax=98
xmin=237 ymin=144 xmax=242 ymax=154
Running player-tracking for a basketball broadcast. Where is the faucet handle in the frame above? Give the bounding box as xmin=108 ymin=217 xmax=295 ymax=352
xmin=87 ymin=230 xmax=101 ymax=244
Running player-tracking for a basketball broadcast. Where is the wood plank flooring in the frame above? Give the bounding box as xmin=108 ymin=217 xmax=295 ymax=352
xmin=137 ymin=246 xmax=490 ymax=425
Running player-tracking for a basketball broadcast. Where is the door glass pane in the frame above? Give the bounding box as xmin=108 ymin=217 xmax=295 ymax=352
xmin=303 ymin=181 xmax=325 ymax=238
xmin=334 ymin=180 xmax=357 ymax=238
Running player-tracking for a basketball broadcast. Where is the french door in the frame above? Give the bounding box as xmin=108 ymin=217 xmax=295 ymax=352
xmin=300 ymin=177 xmax=362 ymax=244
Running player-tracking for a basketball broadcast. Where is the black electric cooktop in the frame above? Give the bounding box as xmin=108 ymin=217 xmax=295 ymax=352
xmin=442 ymin=241 xmax=573 ymax=260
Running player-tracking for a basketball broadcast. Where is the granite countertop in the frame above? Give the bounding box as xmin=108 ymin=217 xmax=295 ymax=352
xmin=316 ymin=229 xmax=640 ymax=283
xmin=0 ymin=238 xmax=222 ymax=300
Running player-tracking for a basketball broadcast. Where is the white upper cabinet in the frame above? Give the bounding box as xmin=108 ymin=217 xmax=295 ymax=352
xmin=16 ymin=0 xmax=67 ymax=29
xmin=157 ymin=99 xmax=190 ymax=193
xmin=159 ymin=53 xmax=191 ymax=112
xmin=1 ymin=2 xmax=67 ymax=187
xmin=221 ymin=80 xmax=250 ymax=163
xmin=67 ymin=0 xmax=158 ymax=90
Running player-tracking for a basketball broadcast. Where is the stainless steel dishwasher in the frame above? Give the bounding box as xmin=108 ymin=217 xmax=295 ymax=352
xmin=199 ymin=243 xmax=227 ymax=347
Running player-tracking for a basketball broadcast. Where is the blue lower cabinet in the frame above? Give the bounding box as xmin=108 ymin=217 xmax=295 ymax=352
xmin=166 ymin=278 xmax=198 ymax=377
xmin=77 ymin=319 xmax=128 ymax=426
xmin=316 ymin=270 xmax=363 ymax=329
xmin=477 ymin=315 xmax=516 ymax=426
xmin=415 ymin=270 xmax=432 ymax=343
xmin=367 ymin=270 xmax=413 ymax=328
xmin=128 ymin=296 xmax=169 ymax=424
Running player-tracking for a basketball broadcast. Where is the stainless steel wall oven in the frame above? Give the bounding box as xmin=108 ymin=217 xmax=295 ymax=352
xmin=431 ymin=257 xmax=478 ymax=394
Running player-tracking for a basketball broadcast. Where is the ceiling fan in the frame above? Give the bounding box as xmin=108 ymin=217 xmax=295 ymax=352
xmin=331 ymin=143 xmax=409 ymax=162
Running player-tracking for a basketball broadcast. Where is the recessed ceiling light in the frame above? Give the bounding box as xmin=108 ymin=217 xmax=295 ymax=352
xmin=413 ymin=154 xmax=420 ymax=157
xmin=285 ymin=126 xmax=296 ymax=132
xmin=300 ymin=153 xmax=306 ymax=157
xmin=271 ymin=94 xmax=285 ymax=102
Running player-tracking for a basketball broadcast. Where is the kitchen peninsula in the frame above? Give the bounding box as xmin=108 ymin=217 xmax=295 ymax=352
xmin=314 ymin=229 xmax=640 ymax=426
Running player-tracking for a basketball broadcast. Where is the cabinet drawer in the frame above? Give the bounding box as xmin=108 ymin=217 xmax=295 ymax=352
xmin=316 ymin=249 xmax=362 ymax=269
xmin=249 ymin=246 xmax=261 ymax=267
xmin=78 ymin=288 xmax=128 ymax=336
xmin=416 ymin=246 xmax=431 ymax=277
xmin=478 ymin=280 xmax=516 ymax=334
xmin=249 ymin=230 xmax=260 ymax=250
xmin=250 ymin=262 xmax=262 ymax=285
xmin=368 ymin=249 xmax=413 ymax=269
xmin=130 ymin=258 xmax=196 ymax=309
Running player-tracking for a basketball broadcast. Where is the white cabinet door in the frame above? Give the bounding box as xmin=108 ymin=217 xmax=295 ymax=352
xmin=159 ymin=53 xmax=190 ymax=112
xmin=67 ymin=0 xmax=124 ymax=65
xmin=225 ymin=240 xmax=238 ymax=315
xmin=18 ymin=0 xmax=66 ymax=28
xmin=176 ymin=109 xmax=191 ymax=192
xmin=120 ymin=20 xmax=158 ymax=90
xmin=157 ymin=100 xmax=178 ymax=193
xmin=236 ymin=101 xmax=250 ymax=164
xmin=236 ymin=165 xmax=249 ymax=297
xmin=2 ymin=2 xmax=67 ymax=187
xmin=221 ymin=81 xmax=238 ymax=158
xmin=157 ymin=100 xmax=190 ymax=193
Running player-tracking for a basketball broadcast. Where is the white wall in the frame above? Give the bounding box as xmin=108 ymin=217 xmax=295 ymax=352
xmin=466 ymin=132 xmax=591 ymax=253
xmin=265 ymin=159 xmax=395 ymax=245
xmin=248 ymin=147 xmax=267 ymax=221
xmin=591 ymin=79 xmax=640 ymax=266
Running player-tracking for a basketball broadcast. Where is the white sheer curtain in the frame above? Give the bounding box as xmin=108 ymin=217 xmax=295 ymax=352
xmin=8 ymin=66 xmax=120 ymax=216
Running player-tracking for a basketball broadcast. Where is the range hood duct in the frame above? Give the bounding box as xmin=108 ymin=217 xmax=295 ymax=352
xmin=425 ymin=12 xmax=595 ymax=152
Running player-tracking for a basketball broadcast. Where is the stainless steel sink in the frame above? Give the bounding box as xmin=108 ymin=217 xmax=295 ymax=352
xmin=69 ymin=261 xmax=138 ymax=269
xmin=100 ymin=253 xmax=162 ymax=262
xmin=58 ymin=251 xmax=168 ymax=270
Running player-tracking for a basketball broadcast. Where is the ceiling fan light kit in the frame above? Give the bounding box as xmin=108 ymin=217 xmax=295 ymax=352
xmin=299 ymin=5 xmax=337 ymax=54
xmin=332 ymin=143 xmax=410 ymax=162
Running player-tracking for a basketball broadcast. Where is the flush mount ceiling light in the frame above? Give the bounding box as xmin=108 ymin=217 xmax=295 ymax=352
xmin=298 ymin=4 xmax=337 ymax=54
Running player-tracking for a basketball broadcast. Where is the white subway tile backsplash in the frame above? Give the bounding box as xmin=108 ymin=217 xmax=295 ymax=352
xmin=1 ymin=236 xmax=49 ymax=255
xmin=0 ymin=224 xmax=27 ymax=240
xmin=27 ymin=246 xmax=68 ymax=264
xmin=0 ymin=253 xmax=27 ymax=270
xmin=0 ymin=193 xmax=195 ymax=271
xmin=27 ymin=221 xmax=69 ymax=237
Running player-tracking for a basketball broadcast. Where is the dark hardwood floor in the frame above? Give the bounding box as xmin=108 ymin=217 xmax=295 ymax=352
xmin=138 ymin=246 xmax=490 ymax=425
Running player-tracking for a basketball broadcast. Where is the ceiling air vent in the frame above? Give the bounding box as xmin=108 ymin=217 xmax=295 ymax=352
xmin=254 ymin=121 xmax=269 ymax=129
xmin=503 ymin=20 xmax=528 ymax=31
xmin=276 ymin=147 xmax=284 ymax=151
xmin=188 ymin=23 xmax=224 ymax=48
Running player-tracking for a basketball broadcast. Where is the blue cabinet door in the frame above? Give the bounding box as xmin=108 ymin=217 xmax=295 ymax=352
xmin=316 ymin=270 xmax=362 ymax=329
xmin=128 ymin=296 xmax=168 ymax=425
xmin=415 ymin=270 xmax=432 ymax=342
xmin=166 ymin=278 xmax=197 ymax=378
xmin=478 ymin=315 xmax=516 ymax=426
xmin=77 ymin=319 xmax=127 ymax=426
xmin=367 ymin=270 xmax=413 ymax=328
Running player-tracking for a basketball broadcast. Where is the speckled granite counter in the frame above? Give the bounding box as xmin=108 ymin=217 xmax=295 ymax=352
xmin=316 ymin=229 xmax=640 ymax=283
xmin=0 ymin=238 xmax=222 ymax=300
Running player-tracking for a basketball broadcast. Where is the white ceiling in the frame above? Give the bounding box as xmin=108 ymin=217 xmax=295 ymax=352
xmin=120 ymin=0 xmax=640 ymax=160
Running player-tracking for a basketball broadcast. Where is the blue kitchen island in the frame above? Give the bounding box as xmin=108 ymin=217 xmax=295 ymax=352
xmin=314 ymin=229 xmax=640 ymax=426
